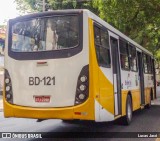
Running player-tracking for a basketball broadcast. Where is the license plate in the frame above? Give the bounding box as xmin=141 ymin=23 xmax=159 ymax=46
xmin=34 ymin=96 xmax=50 ymax=103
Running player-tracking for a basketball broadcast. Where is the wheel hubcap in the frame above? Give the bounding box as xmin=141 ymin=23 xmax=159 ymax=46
xmin=128 ymin=102 xmax=132 ymax=120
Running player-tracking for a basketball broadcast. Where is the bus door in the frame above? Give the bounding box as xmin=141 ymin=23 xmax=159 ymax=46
xmin=109 ymin=33 xmax=121 ymax=116
xmin=137 ymin=51 xmax=145 ymax=105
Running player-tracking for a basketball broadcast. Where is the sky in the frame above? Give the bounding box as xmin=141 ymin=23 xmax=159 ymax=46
xmin=0 ymin=0 xmax=19 ymax=25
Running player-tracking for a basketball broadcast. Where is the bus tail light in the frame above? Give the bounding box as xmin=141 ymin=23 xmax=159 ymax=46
xmin=5 ymin=69 xmax=13 ymax=104
xmin=75 ymin=65 xmax=89 ymax=105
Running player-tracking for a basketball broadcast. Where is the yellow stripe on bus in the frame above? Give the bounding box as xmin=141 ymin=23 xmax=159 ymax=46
xmin=88 ymin=18 xmax=114 ymax=115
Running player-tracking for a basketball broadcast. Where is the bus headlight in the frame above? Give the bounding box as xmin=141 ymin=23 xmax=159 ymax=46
xmin=75 ymin=65 xmax=89 ymax=105
xmin=5 ymin=69 xmax=13 ymax=104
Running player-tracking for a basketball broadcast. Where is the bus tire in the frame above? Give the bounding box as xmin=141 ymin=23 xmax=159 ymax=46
xmin=62 ymin=119 xmax=79 ymax=123
xmin=123 ymin=95 xmax=132 ymax=125
xmin=62 ymin=120 xmax=72 ymax=123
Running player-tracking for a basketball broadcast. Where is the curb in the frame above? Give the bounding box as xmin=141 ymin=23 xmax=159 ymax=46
xmin=151 ymin=98 xmax=160 ymax=105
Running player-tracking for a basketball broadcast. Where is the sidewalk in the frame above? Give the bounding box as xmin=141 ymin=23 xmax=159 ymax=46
xmin=152 ymin=97 xmax=160 ymax=105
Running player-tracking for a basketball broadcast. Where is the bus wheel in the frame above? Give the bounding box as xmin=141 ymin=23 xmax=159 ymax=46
xmin=62 ymin=119 xmax=79 ymax=123
xmin=123 ymin=95 xmax=132 ymax=125
xmin=62 ymin=120 xmax=72 ymax=123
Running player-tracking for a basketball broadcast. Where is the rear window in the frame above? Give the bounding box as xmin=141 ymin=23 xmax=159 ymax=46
xmin=11 ymin=15 xmax=79 ymax=52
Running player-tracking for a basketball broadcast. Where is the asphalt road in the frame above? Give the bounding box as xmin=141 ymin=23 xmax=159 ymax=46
xmin=0 ymin=90 xmax=160 ymax=141
xmin=0 ymin=105 xmax=160 ymax=141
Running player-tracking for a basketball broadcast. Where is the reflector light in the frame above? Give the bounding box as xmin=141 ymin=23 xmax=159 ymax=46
xmin=37 ymin=62 xmax=47 ymax=64
xmin=74 ymin=112 xmax=81 ymax=115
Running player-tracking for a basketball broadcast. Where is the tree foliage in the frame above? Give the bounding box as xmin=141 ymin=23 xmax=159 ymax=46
xmin=15 ymin=0 xmax=35 ymax=13
xmin=93 ymin=0 xmax=160 ymax=57
xmin=15 ymin=0 xmax=160 ymax=58
xmin=15 ymin=0 xmax=99 ymax=14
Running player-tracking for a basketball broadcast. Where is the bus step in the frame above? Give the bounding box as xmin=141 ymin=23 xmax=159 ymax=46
xmin=140 ymin=105 xmax=145 ymax=109
xmin=114 ymin=115 xmax=122 ymax=120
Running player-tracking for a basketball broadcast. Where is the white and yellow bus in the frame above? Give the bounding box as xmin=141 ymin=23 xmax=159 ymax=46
xmin=3 ymin=9 xmax=156 ymax=125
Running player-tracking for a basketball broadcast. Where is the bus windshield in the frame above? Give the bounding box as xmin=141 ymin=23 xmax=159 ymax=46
xmin=11 ymin=15 xmax=79 ymax=52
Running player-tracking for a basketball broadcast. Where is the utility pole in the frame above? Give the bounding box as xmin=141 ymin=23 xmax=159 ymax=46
xmin=43 ymin=0 xmax=45 ymax=12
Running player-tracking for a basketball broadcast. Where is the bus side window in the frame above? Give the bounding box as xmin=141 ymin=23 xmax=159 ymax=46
xmin=94 ymin=25 xmax=111 ymax=67
xmin=144 ymin=54 xmax=152 ymax=74
xmin=143 ymin=54 xmax=148 ymax=73
xmin=94 ymin=26 xmax=101 ymax=61
xmin=150 ymin=57 xmax=153 ymax=74
xmin=129 ymin=45 xmax=137 ymax=71
xmin=147 ymin=55 xmax=152 ymax=74
xmin=119 ymin=39 xmax=130 ymax=70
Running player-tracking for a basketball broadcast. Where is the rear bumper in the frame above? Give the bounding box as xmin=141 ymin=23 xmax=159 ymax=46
xmin=3 ymin=97 xmax=95 ymax=120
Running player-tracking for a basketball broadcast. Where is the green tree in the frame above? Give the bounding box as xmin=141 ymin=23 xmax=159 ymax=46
xmin=47 ymin=0 xmax=98 ymax=14
xmin=15 ymin=0 xmax=36 ymax=13
xmin=93 ymin=0 xmax=160 ymax=57
xmin=15 ymin=0 xmax=160 ymax=58
xmin=15 ymin=0 xmax=99 ymax=14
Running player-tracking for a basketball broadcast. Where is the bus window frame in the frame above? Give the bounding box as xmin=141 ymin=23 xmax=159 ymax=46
xmin=128 ymin=43 xmax=138 ymax=72
xmin=147 ymin=55 xmax=152 ymax=74
xmin=8 ymin=11 xmax=83 ymax=60
xmin=143 ymin=53 xmax=152 ymax=74
xmin=119 ymin=38 xmax=130 ymax=71
xmin=93 ymin=23 xmax=111 ymax=68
